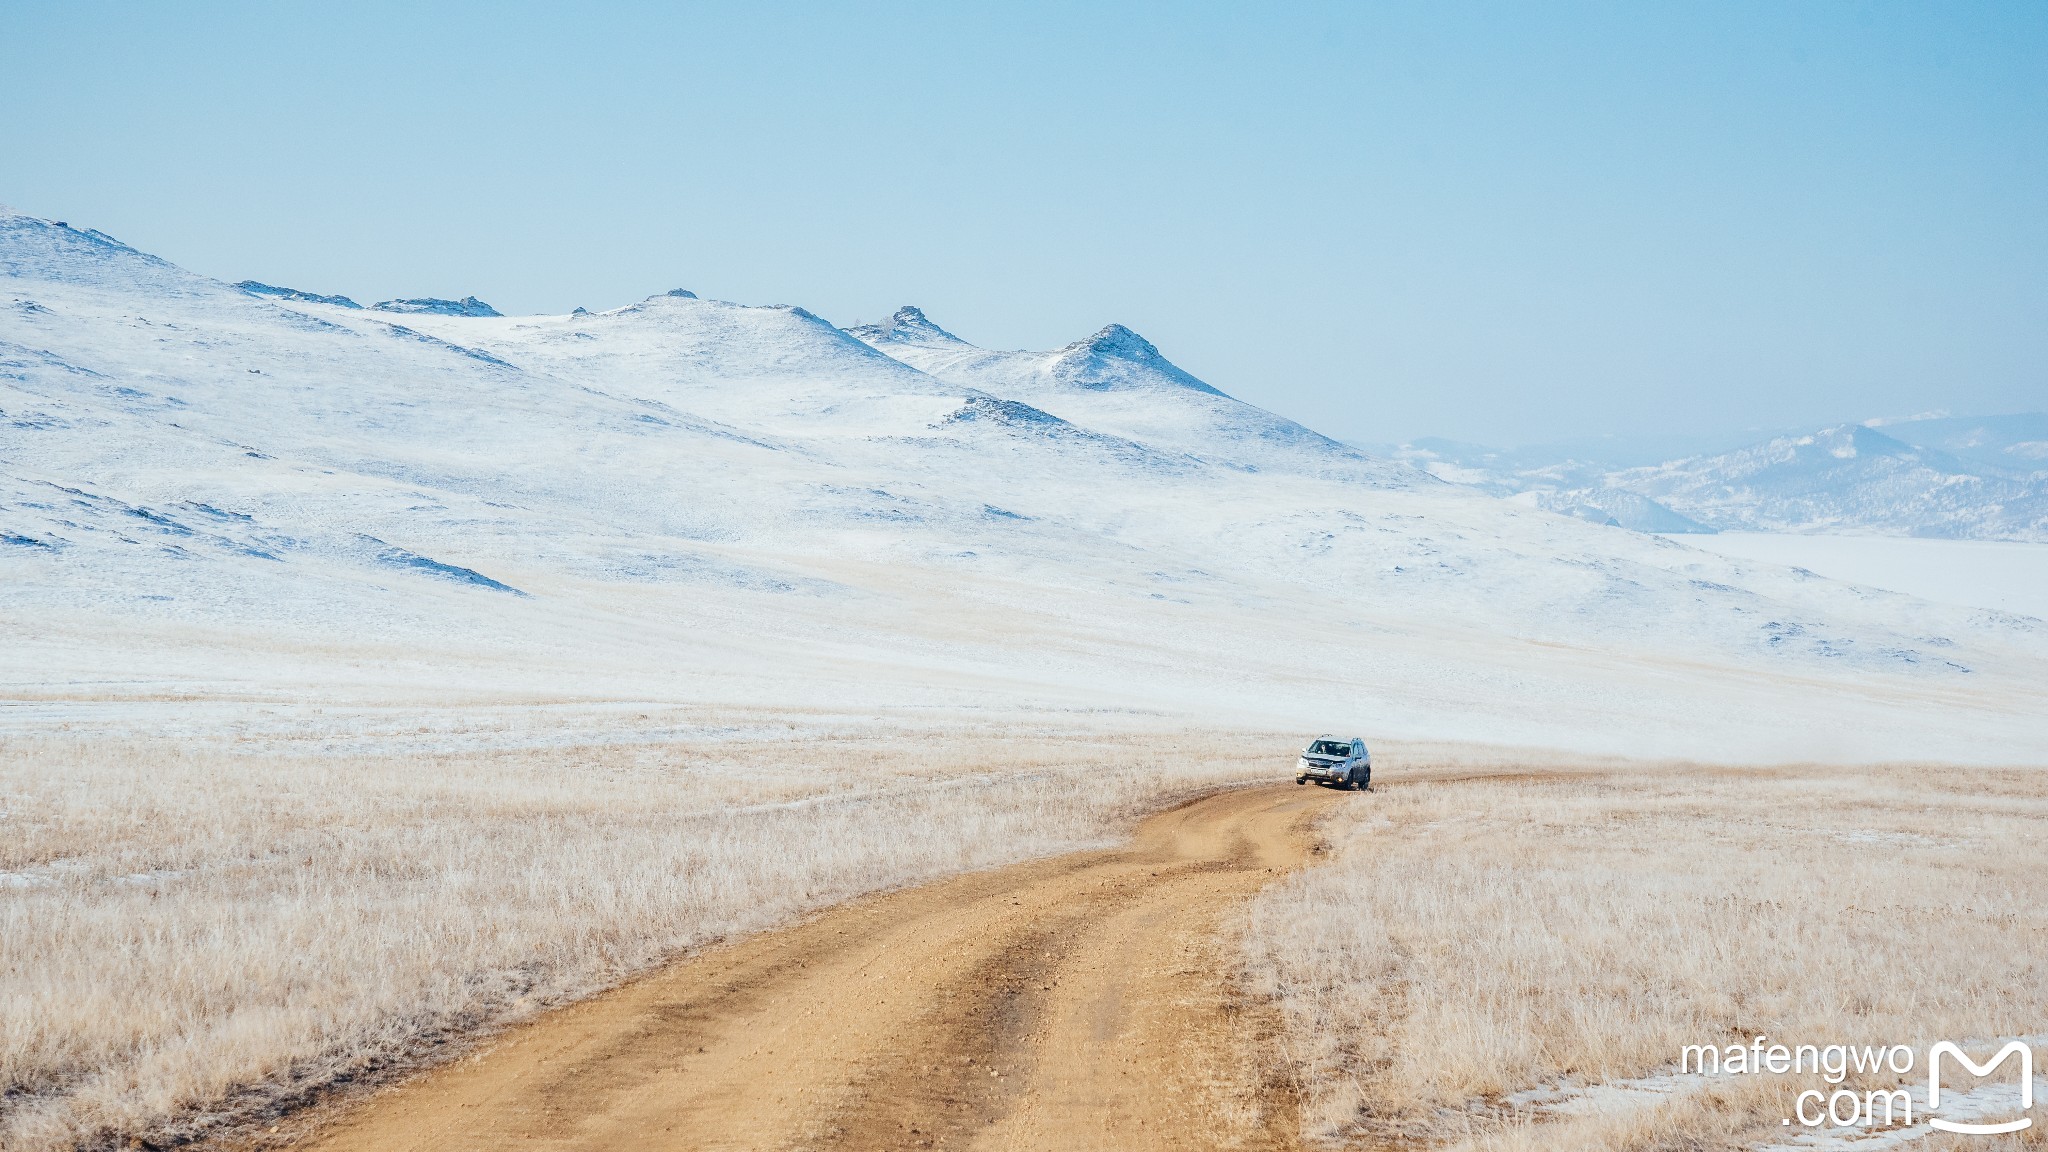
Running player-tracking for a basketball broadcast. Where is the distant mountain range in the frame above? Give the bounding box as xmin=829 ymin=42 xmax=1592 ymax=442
xmin=11 ymin=208 xmax=2048 ymax=760
xmin=1386 ymin=414 xmax=2048 ymax=541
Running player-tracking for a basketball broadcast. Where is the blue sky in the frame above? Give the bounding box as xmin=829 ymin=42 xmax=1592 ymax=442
xmin=3 ymin=1 xmax=2043 ymax=447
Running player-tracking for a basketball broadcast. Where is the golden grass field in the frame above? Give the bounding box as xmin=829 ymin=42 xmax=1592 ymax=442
xmin=0 ymin=720 xmax=1280 ymax=1150
xmin=1244 ymin=760 xmax=2048 ymax=1150
xmin=6 ymin=723 xmax=2044 ymax=1151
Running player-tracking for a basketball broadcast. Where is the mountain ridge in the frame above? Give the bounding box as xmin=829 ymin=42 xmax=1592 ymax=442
xmin=4 ymin=207 xmax=2045 ymax=763
xmin=1393 ymin=415 xmax=2048 ymax=541
xmin=845 ymin=306 xmax=1380 ymax=477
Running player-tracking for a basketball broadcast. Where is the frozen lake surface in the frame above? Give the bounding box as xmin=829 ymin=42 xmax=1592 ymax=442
xmin=1668 ymin=533 xmax=2048 ymax=620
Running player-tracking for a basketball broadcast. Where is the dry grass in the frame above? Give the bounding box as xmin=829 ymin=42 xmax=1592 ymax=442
xmin=0 ymin=721 xmax=1280 ymax=1150
xmin=1243 ymin=761 xmax=2048 ymax=1149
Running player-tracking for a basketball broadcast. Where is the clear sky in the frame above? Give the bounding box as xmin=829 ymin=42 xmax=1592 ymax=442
xmin=3 ymin=1 xmax=2043 ymax=447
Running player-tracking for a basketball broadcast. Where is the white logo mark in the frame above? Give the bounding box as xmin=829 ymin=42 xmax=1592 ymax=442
xmin=1928 ymin=1040 xmax=2033 ymax=1136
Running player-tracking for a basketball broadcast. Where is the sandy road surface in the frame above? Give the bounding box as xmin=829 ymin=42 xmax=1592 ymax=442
xmin=294 ymin=783 xmax=1344 ymax=1152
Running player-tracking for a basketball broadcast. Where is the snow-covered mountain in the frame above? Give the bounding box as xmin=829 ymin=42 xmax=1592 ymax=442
xmin=847 ymin=306 xmax=1386 ymax=480
xmin=1394 ymin=416 xmax=2048 ymax=541
xmin=1873 ymin=412 xmax=2048 ymax=475
xmin=4 ymin=211 xmax=2044 ymax=761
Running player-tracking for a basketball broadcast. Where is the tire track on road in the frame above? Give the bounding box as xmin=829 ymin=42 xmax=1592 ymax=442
xmin=292 ymin=783 xmax=1345 ymax=1152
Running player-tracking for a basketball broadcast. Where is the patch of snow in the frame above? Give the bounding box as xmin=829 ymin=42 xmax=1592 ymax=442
xmin=1506 ymin=1071 xmax=1698 ymax=1118
xmin=1508 ymin=1038 xmax=2047 ymax=1151
xmin=1753 ymin=1073 xmax=2046 ymax=1150
xmin=0 ymin=858 xmax=91 ymax=887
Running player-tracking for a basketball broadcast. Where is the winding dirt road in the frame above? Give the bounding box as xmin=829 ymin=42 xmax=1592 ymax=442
xmin=298 ymin=783 xmax=1341 ymax=1152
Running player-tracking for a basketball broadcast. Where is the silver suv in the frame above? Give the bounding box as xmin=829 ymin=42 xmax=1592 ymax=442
xmin=1295 ymin=735 xmax=1370 ymax=790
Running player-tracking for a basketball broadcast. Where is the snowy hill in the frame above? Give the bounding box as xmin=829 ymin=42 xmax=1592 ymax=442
xmin=847 ymin=306 xmax=1392 ymax=480
xmin=4 ymin=211 xmax=2046 ymax=762
xmin=1394 ymin=417 xmax=2048 ymax=541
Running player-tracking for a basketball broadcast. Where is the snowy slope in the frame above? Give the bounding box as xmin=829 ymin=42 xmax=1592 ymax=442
xmin=4 ymin=211 xmax=2045 ymax=762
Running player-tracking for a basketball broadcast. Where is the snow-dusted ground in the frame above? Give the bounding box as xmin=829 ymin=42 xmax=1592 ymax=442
xmin=4 ymin=211 xmax=2046 ymax=762
xmin=1669 ymin=533 xmax=2048 ymax=622
xmin=1511 ymin=1056 xmax=2047 ymax=1151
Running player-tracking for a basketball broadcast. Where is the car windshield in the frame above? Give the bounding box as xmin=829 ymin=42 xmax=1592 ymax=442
xmin=1308 ymin=740 xmax=1351 ymax=756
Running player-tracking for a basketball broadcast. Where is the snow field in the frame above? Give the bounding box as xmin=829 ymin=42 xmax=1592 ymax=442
xmin=5 ymin=207 xmax=2045 ymax=762
xmin=1669 ymin=532 xmax=2048 ymax=621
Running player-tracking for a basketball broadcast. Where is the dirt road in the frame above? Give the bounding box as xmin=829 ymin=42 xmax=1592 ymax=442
xmin=297 ymin=783 xmax=1341 ymax=1152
